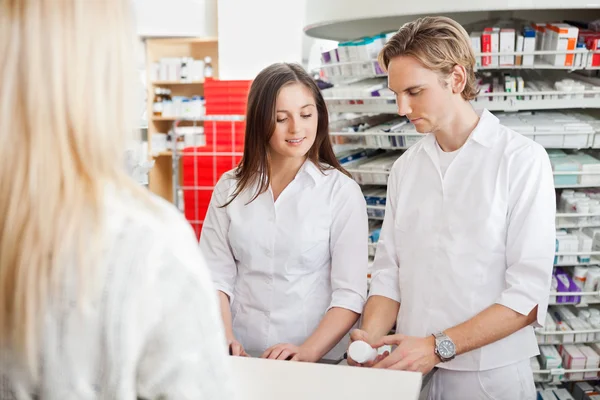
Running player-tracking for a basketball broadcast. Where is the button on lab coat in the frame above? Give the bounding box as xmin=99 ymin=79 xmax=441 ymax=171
xmin=201 ymin=160 xmax=368 ymax=359
xmin=369 ymin=109 xmax=556 ymax=371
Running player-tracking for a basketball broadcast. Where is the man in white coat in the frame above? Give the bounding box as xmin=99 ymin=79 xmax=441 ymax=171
xmin=348 ymin=17 xmax=556 ymax=400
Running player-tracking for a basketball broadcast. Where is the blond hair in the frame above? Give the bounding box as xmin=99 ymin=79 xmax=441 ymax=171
xmin=0 ymin=0 xmax=147 ymax=378
xmin=379 ymin=16 xmax=479 ymax=101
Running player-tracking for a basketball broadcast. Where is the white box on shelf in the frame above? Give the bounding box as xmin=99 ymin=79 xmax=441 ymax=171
xmin=470 ymin=32 xmax=482 ymax=68
xmin=577 ymin=345 xmax=599 ymax=379
xmin=532 ymin=23 xmax=548 ymax=63
xmin=500 ymin=29 xmax=515 ymax=66
xmin=546 ymin=24 xmax=579 ymax=67
xmin=515 ymin=33 xmax=524 ymax=66
xmin=522 ymin=28 xmax=537 ymax=66
xmin=562 ymin=344 xmax=586 ymax=381
xmin=490 ymin=28 xmax=500 ymax=67
xmin=540 ymin=345 xmax=563 ymax=370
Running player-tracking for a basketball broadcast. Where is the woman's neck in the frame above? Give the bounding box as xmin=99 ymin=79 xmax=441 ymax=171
xmin=269 ymin=153 xmax=307 ymax=202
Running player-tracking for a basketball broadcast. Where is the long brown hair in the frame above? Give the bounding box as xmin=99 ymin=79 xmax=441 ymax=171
xmin=223 ymin=63 xmax=349 ymax=207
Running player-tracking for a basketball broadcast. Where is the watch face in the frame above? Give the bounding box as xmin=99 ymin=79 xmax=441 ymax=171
xmin=438 ymin=339 xmax=456 ymax=359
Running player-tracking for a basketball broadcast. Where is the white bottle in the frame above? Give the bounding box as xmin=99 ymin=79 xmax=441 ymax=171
xmin=204 ymin=56 xmax=213 ymax=78
xmin=348 ymin=341 xmax=377 ymax=364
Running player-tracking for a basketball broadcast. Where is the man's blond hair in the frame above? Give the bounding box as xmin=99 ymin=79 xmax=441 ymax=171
xmin=379 ymin=16 xmax=479 ymax=101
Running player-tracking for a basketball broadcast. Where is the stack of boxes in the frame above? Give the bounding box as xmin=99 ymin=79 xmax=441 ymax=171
xmin=181 ymin=79 xmax=251 ymax=239
xmin=469 ymin=21 xmax=600 ymax=69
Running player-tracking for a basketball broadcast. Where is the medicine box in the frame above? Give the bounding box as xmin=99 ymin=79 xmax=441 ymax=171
xmin=579 ymin=345 xmax=600 ymax=379
xmin=562 ymin=344 xmax=586 ymax=380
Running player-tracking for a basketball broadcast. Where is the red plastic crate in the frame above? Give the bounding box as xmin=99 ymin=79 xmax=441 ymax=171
xmin=204 ymin=79 xmax=251 ymax=115
xmin=190 ymin=223 xmax=203 ymax=240
xmin=204 ymin=121 xmax=246 ymax=153
xmin=183 ymin=189 xmax=212 ymax=221
xmin=182 ymin=152 xmax=237 ymax=187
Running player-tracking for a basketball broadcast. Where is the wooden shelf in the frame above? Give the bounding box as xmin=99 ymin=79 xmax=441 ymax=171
xmin=146 ymin=37 xmax=218 ymax=45
xmin=151 ymin=80 xmax=204 ymax=86
xmin=146 ymin=36 xmax=219 ymax=203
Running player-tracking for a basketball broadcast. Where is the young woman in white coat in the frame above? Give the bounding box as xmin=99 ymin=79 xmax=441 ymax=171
xmin=200 ymin=63 xmax=368 ymax=362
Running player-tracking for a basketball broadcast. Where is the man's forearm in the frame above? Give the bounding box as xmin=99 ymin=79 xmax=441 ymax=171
xmin=445 ymin=303 xmax=538 ymax=356
xmin=360 ymin=295 xmax=400 ymax=342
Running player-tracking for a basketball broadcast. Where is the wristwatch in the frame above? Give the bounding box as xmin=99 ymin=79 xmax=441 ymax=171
xmin=432 ymin=332 xmax=456 ymax=362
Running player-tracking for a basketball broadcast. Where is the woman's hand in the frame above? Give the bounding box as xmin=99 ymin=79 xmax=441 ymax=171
xmin=228 ymin=338 xmax=249 ymax=357
xmin=261 ymin=343 xmax=317 ymax=362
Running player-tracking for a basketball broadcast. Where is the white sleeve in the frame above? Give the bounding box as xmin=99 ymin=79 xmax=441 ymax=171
xmin=368 ymin=162 xmax=402 ymax=303
xmin=199 ymin=175 xmax=238 ymax=301
xmin=496 ymin=144 xmax=556 ymax=327
xmin=328 ymin=180 xmax=369 ymax=313
xmin=137 ymin=221 xmax=235 ymax=400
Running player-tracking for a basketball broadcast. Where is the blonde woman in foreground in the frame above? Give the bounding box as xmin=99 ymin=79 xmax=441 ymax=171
xmin=0 ymin=1 xmax=233 ymax=399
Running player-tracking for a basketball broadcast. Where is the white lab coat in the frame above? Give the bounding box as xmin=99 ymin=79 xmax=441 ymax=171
xmin=369 ymin=109 xmax=556 ymax=371
xmin=200 ymin=160 xmax=368 ymax=359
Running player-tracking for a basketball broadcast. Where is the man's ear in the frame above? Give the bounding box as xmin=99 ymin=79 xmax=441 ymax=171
xmin=449 ymin=64 xmax=467 ymax=95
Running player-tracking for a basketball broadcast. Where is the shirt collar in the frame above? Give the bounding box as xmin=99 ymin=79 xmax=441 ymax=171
xmin=422 ymin=108 xmax=499 ymax=155
xmin=297 ymin=158 xmax=326 ymax=186
xmin=469 ymin=109 xmax=499 ymax=148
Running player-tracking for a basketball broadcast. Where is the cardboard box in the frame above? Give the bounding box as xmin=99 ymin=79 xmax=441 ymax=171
xmin=573 ymin=381 xmax=595 ymax=400
xmin=470 ymin=32 xmax=482 ymax=68
xmin=481 ymin=30 xmax=492 ymax=66
xmin=546 ymin=23 xmax=579 ymax=66
xmin=500 ymin=29 xmax=516 ymax=66
xmin=515 ymin=33 xmax=524 ymax=66
xmin=555 ymin=388 xmax=576 ymax=400
xmin=532 ymin=23 xmax=548 ymax=63
xmin=578 ymin=345 xmax=600 ymax=379
xmin=522 ymin=27 xmax=536 ymax=66
xmin=563 ymin=344 xmax=587 ymax=380
xmin=483 ymin=27 xmax=499 ymax=67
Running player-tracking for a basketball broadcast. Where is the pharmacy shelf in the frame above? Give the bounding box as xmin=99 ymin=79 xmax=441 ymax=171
xmin=151 ymin=80 xmax=205 ymax=85
xmin=536 ymin=328 xmax=600 ymax=337
xmin=330 ymin=131 xmax=418 ymax=137
xmin=176 ymin=115 xmax=246 ymax=122
xmin=153 ymin=115 xmax=246 ymax=123
xmin=368 ymin=241 xmax=600 ymax=259
xmin=318 ymin=50 xmax=599 ymax=71
xmin=326 ymin=97 xmax=600 ymax=114
xmin=152 ymin=117 xmax=180 ymax=121
xmin=556 ymin=183 xmax=600 ymax=189
xmin=533 ymin=367 xmax=600 ymax=376
xmin=556 ymin=222 xmax=600 ymax=229
xmin=177 ymin=151 xmax=244 ymax=157
xmin=554 ymin=262 xmax=600 ymax=267
xmin=557 ymin=213 xmax=600 ymax=218
xmin=353 ymin=168 xmax=600 ymax=179
xmin=332 ymin=131 xmax=597 ymax=138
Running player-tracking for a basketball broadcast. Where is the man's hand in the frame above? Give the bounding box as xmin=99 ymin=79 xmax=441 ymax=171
xmin=346 ymin=329 xmax=389 ymax=368
xmin=228 ymin=338 xmax=249 ymax=357
xmin=261 ymin=343 xmax=317 ymax=362
xmin=371 ymin=334 xmax=440 ymax=374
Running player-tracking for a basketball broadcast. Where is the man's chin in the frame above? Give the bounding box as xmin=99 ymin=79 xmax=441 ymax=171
xmin=414 ymin=125 xmax=429 ymax=134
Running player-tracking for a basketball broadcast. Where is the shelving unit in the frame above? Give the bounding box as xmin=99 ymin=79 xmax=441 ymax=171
xmin=169 ymin=114 xmax=246 ymax=238
xmin=145 ymin=37 xmax=218 ymax=202
xmin=308 ymin=3 xmax=600 ymax=392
